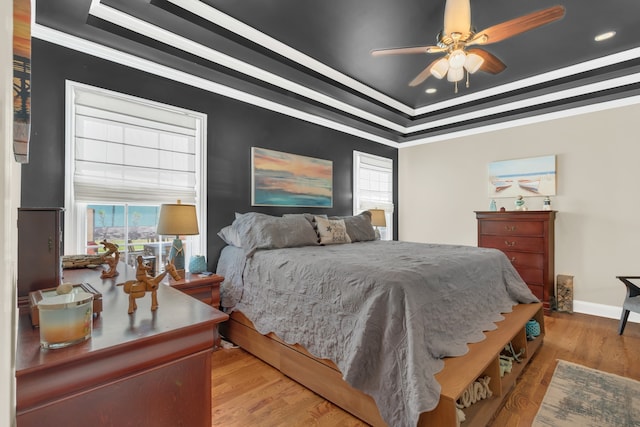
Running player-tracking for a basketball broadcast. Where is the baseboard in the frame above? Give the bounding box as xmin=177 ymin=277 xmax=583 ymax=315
xmin=572 ymin=300 xmax=640 ymax=323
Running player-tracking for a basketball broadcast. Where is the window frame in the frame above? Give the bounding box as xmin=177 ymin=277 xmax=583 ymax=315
xmin=353 ymin=150 xmax=394 ymax=240
xmin=64 ymin=81 xmax=207 ymax=261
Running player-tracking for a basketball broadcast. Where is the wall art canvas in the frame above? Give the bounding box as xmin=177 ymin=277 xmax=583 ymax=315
xmin=13 ymin=0 xmax=31 ymax=163
xmin=252 ymin=147 xmax=333 ymax=207
xmin=488 ymin=155 xmax=556 ymax=198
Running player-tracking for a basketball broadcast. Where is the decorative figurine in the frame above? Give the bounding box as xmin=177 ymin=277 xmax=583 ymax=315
xmin=514 ymin=195 xmax=525 ymax=211
xmin=99 ymin=240 xmax=120 ymax=278
xmin=489 ymin=199 xmax=497 ymax=211
xmin=542 ymin=196 xmax=552 ymax=211
xmin=118 ymin=256 xmax=181 ymax=314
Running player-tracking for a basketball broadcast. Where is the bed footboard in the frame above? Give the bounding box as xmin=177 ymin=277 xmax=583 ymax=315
xmin=221 ymin=303 xmax=544 ymax=427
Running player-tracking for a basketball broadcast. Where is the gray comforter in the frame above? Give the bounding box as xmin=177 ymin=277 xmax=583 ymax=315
xmin=217 ymin=240 xmax=538 ymax=427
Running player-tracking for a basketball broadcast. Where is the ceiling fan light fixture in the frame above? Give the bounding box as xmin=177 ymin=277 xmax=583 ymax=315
xmin=463 ymin=52 xmax=484 ymax=73
xmin=448 ymin=49 xmax=466 ymax=68
xmin=431 ymin=57 xmax=450 ymax=79
xmin=447 ymin=67 xmax=464 ymax=82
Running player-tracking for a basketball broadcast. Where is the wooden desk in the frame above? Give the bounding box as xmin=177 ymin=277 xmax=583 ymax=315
xmin=16 ymin=263 xmax=228 ymax=427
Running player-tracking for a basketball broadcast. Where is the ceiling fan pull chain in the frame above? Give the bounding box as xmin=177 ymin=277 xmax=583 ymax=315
xmin=466 ymin=71 xmax=470 ymax=88
xmin=454 ymin=80 xmax=458 ymax=94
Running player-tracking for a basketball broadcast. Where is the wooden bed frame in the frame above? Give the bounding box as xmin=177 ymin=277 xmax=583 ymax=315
xmin=220 ymin=302 xmax=544 ymax=427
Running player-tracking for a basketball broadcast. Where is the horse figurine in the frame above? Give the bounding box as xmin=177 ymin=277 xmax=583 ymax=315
xmin=118 ymin=256 xmax=181 ymax=314
xmin=100 ymin=240 xmax=120 ymax=278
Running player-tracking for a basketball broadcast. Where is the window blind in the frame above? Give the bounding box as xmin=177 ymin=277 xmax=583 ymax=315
xmin=354 ymin=151 xmax=394 ymax=213
xmin=71 ymin=90 xmax=198 ymax=204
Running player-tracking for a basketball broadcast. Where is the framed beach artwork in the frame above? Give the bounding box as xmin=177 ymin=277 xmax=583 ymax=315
xmin=251 ymin=147 xmax=333 ymax=207
xmin=488 ymin=155 xmax=556 ymax=198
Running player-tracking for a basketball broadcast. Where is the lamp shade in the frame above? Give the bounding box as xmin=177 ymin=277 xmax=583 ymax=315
xmin=448 ymin=49 xmax=466 ymax=69
xmin=430 ymin=57 xmax=450 ymax=79
xmin=447 ymin=67 xmax=464 ymax=82
xmin=464 ymin=53 xmax=484 ymax=73
xmin=156 ymin=202 xmax=199 ymax=236
xmin=369 ymin=209 xmax=387 ymax=227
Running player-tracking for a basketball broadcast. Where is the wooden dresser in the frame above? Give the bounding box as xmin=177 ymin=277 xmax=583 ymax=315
xmin=164 ymin=272 xmax=225 ymax=347
xmin=476 ymin=210 xmax=556 ymax=312
xmin=16 ymin=263 xmax=229 ymax=427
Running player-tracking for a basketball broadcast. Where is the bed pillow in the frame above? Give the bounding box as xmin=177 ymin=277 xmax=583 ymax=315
xmin=329 ymin=211 xmax=376 ymax=242
xmin=217 ymin=225 xmax=242 ymax=247
xmin=232 ymin=212 xmax=319 ymax=257
xmin=314 ymin=216 xmax=352 ymax=245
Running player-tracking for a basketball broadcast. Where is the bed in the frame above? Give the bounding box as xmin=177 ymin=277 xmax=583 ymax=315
xmin=216 ymin=212 xmax=543 ymax=427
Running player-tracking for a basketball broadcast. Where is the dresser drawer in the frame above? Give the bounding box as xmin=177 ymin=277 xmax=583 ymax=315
xmin=479 ymin=220 xmax=543 ymax=236
xmin=478 ymin=235 xmax=544 ymax=253
xmin=515 ymin=267 xmax=544 ymax=285
xmin=503 ymin=251 xmax=544 ymax=269
xmin=527 ymin=284 xmax=544 ymax=300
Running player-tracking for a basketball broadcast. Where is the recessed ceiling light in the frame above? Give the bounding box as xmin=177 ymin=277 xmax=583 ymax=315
xmin=425 ymin=88 xmax=437 ymax=94
xmin=594 ymin=31 xmax=616 ymax=42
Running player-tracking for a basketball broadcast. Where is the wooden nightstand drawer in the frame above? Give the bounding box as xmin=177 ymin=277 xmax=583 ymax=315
xmin=479 ymin=235 xmax=544 ymax=253
xmin=479 ymin=220 xmax=543 ymax=236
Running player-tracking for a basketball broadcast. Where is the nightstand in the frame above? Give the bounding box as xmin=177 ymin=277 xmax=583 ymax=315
xmin=165 ymin=272 xmax=225 ymax=347
xmin=166 ymin=272 xmax=224 ymax=309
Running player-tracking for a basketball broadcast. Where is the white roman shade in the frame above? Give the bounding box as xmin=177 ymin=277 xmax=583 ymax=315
xmin=354 ymin=151 xmax=394 ymax=214
xmin=71 ymin=89 xmax=198 ymax=204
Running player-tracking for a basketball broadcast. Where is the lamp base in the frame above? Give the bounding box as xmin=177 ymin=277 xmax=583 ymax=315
xmin=169 ymin=237 xmax=185 ymax=270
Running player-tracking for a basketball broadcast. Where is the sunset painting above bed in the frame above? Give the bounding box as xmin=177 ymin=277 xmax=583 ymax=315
xmin=251 ymin=147 xmax=333 ymax=207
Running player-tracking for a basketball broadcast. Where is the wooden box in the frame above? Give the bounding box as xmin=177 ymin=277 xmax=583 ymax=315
xmin=29 ymin=283 xmax=103 ymax=327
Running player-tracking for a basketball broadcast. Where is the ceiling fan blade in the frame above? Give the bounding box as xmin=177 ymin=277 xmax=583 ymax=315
xmin=444 ymin=0 xmax=471 ymax=36
xmin=371 ymin=46 xmax=444 ymax=56
xmin=469 ymin=5 xmax=565 ymax=46
xmin=467 ymin=48 xmax=506 ymax=74
xmin=408 ymin=57 xmax=442 ymax=86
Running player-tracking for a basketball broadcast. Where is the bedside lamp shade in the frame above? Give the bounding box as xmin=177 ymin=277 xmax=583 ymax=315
xmin=369 ymin=209 xmax=386 ymax=228
xmin=156 ymin=201 xmax=199 ymax=271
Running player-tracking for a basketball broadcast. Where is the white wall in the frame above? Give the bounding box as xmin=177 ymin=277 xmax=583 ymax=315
xmin=1 ymin=1 xmax=20 ymax=426
xmin=399 ymin=102 xmax=640 ymax=319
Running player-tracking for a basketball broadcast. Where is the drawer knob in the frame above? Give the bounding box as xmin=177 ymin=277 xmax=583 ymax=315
xmin=510 ymin=257 xmax=516 ymax=263
xmin=505 ymin=241 xmax=516 ymax=247
xmin=505 ymin=225 xmax=517 ymax=231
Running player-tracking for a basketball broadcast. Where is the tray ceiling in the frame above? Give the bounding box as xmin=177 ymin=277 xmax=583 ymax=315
xmin=35 ymin=0 xmax=640 ymax=146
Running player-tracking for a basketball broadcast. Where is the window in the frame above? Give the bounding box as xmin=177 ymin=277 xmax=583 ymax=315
xmin=65 ymin=81 xmax=207 ymax=272
xmin=353 ymin=151 xmax=394 ymax=240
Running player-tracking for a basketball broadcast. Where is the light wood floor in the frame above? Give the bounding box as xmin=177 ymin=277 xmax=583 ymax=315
xmin=211 ymin=312 xmax=640 ymax=426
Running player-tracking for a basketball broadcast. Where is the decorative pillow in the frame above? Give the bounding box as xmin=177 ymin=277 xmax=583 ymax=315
xmin=217 ymin=225 xmax=242 ymax=247
xmin=231 ymin=212 xmax=319 ymax=257
xmin=314 ymin=216 xmax=352 ymax=245
xmin=282 ymin=213 xmax=327 ymax=233
xmin=329 ymin=211 xmax=375 ymax=242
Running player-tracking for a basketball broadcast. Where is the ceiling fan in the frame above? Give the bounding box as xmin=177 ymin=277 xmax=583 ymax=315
xmin=371 ymin=0 xmax=566 ymax=93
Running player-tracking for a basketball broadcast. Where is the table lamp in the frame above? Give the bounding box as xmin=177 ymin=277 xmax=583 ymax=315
xmin=156 ymin=200 xmax=199 ymax=276
xmin=369 ymin=209 xmax=386 ymax=240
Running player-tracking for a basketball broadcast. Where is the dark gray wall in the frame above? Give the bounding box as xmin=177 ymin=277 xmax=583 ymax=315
xmin=21 ymin=39 xmax=398 ymax=270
